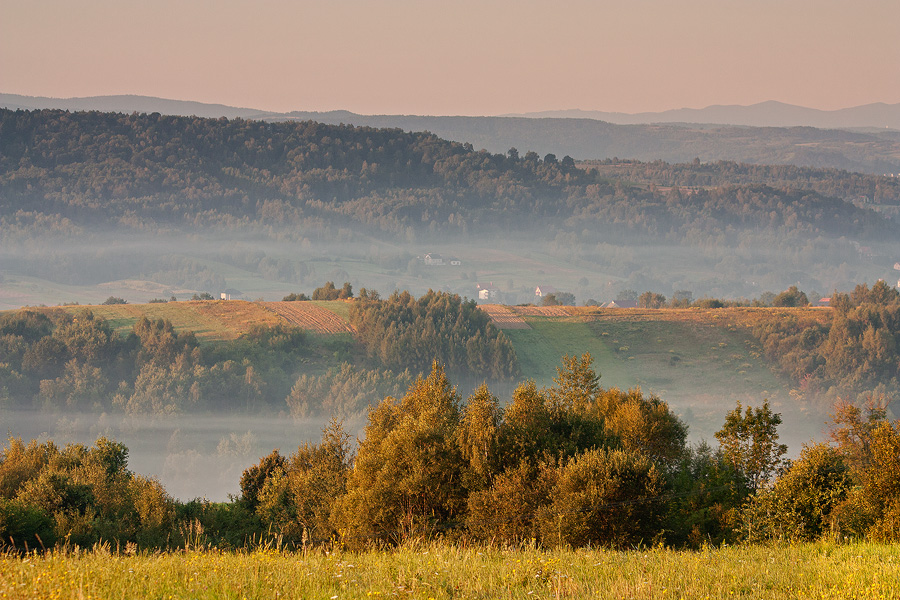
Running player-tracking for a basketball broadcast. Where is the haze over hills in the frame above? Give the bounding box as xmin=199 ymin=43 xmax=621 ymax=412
xmin=2 ymin=107 xmax=900 ymax=313
xmin=4 ymin=93 xmax=900 ymax=175
xmin=504 ymin=100 xmax=900 ymax=130
xmin=0 ymin=93 xmax=272 ymax=120
xmin=6 ymin=93 xmax=900 ymax=130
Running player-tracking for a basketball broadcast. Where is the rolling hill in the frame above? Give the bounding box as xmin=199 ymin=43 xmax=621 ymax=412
xmin=3 ymin=94 xmax=899 ymax=173
xmin=3 ymin=107 xmax=900 ymax=311
xmin=14 ymin=299 xmax=824 ymax=444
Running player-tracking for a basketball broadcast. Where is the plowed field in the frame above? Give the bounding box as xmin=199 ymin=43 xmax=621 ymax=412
xmin=479 ymin=304 xmax=531 ymax=329
xmin=510 ymin=306 xmax=574 ymax=317
xmin=259 ymin=301 xmax=354 ymax=334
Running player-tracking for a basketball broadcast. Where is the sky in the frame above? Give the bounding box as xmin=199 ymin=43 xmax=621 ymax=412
xmin=4 ymin=0 xmax=899 ymax=116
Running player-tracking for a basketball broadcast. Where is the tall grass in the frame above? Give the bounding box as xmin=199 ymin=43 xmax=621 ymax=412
xmin=2 ymin=541 xmax=898 ymax=599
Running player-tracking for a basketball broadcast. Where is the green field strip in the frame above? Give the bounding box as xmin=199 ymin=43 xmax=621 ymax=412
xmin=504 ymin=314 xmax=798 ymax=441
xmin=503 ymin=318 xmax=620 ymax=388
xmin=586 ymin=319 xmax=788 ymax=401
xmin=75 ymin=303 xmax=231 ymax=342
xmin=313 ymin=300 xmax=352 ymax=321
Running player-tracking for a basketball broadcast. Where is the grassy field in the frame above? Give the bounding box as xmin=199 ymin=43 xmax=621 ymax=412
xmin=7 ymin=300 xmax=830 ymax=444
xmin=43 ymin=301 xmax=284 ymax=343
xmin=503 ymin=307 xmax=830 ymax=444
xmin=1 ymin=541 xmax=898 ymax=599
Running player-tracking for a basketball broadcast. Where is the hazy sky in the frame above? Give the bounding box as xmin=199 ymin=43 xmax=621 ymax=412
xmin=4 ymin=0 xmax=899 ymax=115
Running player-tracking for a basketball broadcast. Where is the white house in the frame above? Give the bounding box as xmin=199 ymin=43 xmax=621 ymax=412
xmin=535 ymin=285 xmax=557 ymax=298
xmin=424 ymin=253 xmax=444 ymax=266
xmin=476 ymin=282 xmax=499 ymax=301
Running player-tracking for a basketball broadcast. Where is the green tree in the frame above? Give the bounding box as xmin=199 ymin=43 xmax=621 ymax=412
xmin=666 ymin=442 xmax=748 ymax=547
xmin=535 ymin=448 xmax=663 ymax=548
xmin=256 ymin=419 xmax=351 ymax=544
xmin=335 ymin=363 xmax=466 ymax=544
xmin=638 ymin=291 xmax=667 ymax=308
xmin=828 ymin=399 xmax=887 ymax=473
xmin=239 ymin=450 xmax=286 ymax=511
xmin=312 ymin=282 xmax=339 ymax=300
xmin=616 ymin=289 xmax=638 ymax=304
xmin=715 ymin=401 xmax=787 ymax=491
xmin=456 ymin=384 xmax=502 ymax=492
xmin=548 ymin=353 xmax=600 ymax=413
xmin=555 ymin=292 xmax=576 ymax=306
xmin=772 ymin=285 xmax=809 ymax=307
xmin=863 ymin=421 xmax=900 ymax=540
xmin=743 ymin=444 xmax=851 ymax=542
xmin=541 ymin=293 xmax=560 ymax=306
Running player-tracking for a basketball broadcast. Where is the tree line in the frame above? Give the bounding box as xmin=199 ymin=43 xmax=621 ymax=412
xmin=584 ymin=158 xmax=900 ymax=204
xmin=3 ymin=354 xmax=899 ymax=552
xmin=349 ymin=289 xmax=519 ymax=380
xmin=3 ymin=108 xmax=898 ymax=301
xmin=751 ymin=281 xmax=900 ymax=404
xmin=1 ymin=109 xmax=895 ymax=245
xmin=0 ymin=290 xmax=518 ymax=415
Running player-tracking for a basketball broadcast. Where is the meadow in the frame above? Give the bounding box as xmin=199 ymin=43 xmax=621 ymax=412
xmin=501 ymin=307 xmax=827 ymax=444
xmin=7 ymin=299 xmax=830 ymax=444
xmin=1 ymin=541 xmax=898 ymax=599
xmin=46 ymin=299 xmax=353 ymax=342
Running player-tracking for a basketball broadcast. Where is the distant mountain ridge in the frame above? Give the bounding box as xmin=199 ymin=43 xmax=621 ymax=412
xmin=3 ymin=94 xmax=900 ymax=174
xmin=6 ymin=94 xmax=899 ymax=130
xmin=0 ymin=93 xmax=275 ymax=120
xmin=503 ymin=100 xmax=900 ymax=130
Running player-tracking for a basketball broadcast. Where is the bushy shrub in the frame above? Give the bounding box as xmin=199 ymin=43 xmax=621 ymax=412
xmin=335 ymin=364 xmax=465 ymax=544
xmin=255 ymin=420 xmax=351 ymax=545
xmin=743 ymin=444 xmax=851 ymax=542
xmin=535 ymin=448 xmax=663 ymax=548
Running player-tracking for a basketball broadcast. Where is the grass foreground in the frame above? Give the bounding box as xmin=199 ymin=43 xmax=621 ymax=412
xmin=1 ymin=541 xmax=898 ymax=600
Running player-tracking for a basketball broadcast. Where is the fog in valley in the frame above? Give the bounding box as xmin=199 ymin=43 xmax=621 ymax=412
xmin=0 ymin=389 xmax=824 ymax=504
xmin=2 ymin=108 xmax=900 ymax=509
xmin=0 ymin=410 xmax=362 ymax=502
xmin=2 ymin=226 xmax=896 ymax=311
xmin=0 ymin=225 xmax=892 ymax=489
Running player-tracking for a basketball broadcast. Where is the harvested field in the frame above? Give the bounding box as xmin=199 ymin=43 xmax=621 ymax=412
xmin=259 ymin=301 xmax=354 ymax=334
xmin=42 ymin=300 xmax=281 ymax=342
xmin=510 ymin=305 xmax=574 ymax=317
xmin=479 ymin=304 xmax=531 ymax=329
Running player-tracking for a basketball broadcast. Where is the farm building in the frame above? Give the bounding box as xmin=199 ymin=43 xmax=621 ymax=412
xmin=476 ymin=282 xmax=499 ymax=301
xmin=424 ymin=253 xmax=444 ymax=266
xmin=535 ymin=285 xmax=557 ymax=298
xmin=604 ymin=300 xmax=638 ymax=308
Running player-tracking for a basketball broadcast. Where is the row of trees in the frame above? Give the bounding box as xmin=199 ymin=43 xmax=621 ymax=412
xmin=597 ymin=286 xmax=812 ymax=310
xmin=584 ymin=159 xmax=900 ymax=205
xmin=0 ymin=309 xmax=309 ymax=414
xmin=5 ymin=354 xmax=899 ymax=551
xmin=3 ymin=109 xmax=897 ymax=302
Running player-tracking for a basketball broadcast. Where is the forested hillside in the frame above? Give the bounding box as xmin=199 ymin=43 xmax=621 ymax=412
xmin=2 ymin=108 xmax=900 ymax=305
xmin=0 ymin=290 xmax=519 ymax=417
xmin=2 ymin=109 xmax=898 ymax=239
